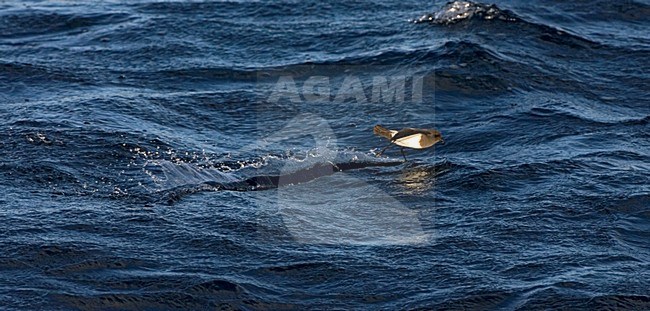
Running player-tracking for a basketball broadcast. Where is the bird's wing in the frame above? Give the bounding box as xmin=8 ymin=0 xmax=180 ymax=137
xmin=391 ymin=128 xmax=430 ymax=141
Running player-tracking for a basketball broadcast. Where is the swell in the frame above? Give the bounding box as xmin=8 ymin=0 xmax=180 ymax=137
xmin=414 ymin=1 xmax=521 ymax=25
xmin=0 ymin=62 xmax=260 ymax=88
xmin=157 ymin=160 xmax=404 ymax=204
xmin=228 ymin=41 xmax=543 ymax=95
xmin=436 ymin=143 xmax=648 ymax=197
xmin=52 ymin=279 xmax=293 ymax=310
xmin=0 ymin=62 xmax=93 ymax=85
xmin=523 ymin=107 xmax=650 ymax=126
xmin=0 ymin=10 xmax=131 ymax=38
xmin=222 ymin=38 xmax=616 ymax=96
xmin=2 ymin=0 xmax=642 ymax=98
xmin=517 ymin=292 xmax=650 ymax=310
xmin=132 ymin=1 xmax=393 ymax=18
xmin=0 ymin=126 xmax=172 ymax=199
xmin=541 ymin=0 xmax=650 ymax=23
xmin=414 ymin=1 xmax=600 ymax=49
xmin=2 ymin=241 xmax=282 ymax=309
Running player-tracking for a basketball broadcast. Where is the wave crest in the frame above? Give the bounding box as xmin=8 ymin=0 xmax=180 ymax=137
xmin=414 ymin=1 xmax=519 ymax=25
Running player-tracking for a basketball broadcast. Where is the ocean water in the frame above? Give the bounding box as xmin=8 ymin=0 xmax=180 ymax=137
xmin=1 ymin=0 xmax=649 ymax=309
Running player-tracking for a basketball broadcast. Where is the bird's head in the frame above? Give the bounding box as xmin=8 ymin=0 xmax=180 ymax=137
xmin=427 ymin=129 xmax=444 ymax=144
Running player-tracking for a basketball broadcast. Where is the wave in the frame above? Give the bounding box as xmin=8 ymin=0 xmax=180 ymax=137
xmin=415 ymin=1 xmax=599 ymax=49
xmin=518 ymin=292 xmax=650 ymax=310
xmin=227 ymin=40 xmax=536 ymax=95
xmin=524 ymin=107 xmax=650 ymax=126
xmin=52 ymin=279 xmax=276 ymax=310
xmin=542 ymin=0 xmax=650 ymax=23
xmin=0 ymin=10 xmax=131 ymax=38
xmin=414 ymin=1 xmax=519 ymax=25
xmin=445 ymin=147 xmax=649 ymax=195
xmin=150 ymin=156 xmax=469 ymax=205
xmin=216 ymin=38 xmax=604 ymax=96
xmin=0 ymin=62 xmax=92 ymax=85
xmin=156 ymin=159 xmax=403 ymax=204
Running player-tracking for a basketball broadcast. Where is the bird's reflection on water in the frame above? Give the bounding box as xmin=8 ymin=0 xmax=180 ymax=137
xmin=396 ymin=161 xmax=450 ymax=194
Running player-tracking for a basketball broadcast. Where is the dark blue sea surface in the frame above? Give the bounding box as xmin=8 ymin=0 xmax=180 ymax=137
xmin=1 ymin=0 xmax=649 ymax=309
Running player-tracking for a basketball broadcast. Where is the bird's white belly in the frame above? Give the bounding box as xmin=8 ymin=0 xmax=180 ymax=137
xmin=394 ymin=134 xmax=425 ymax=149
